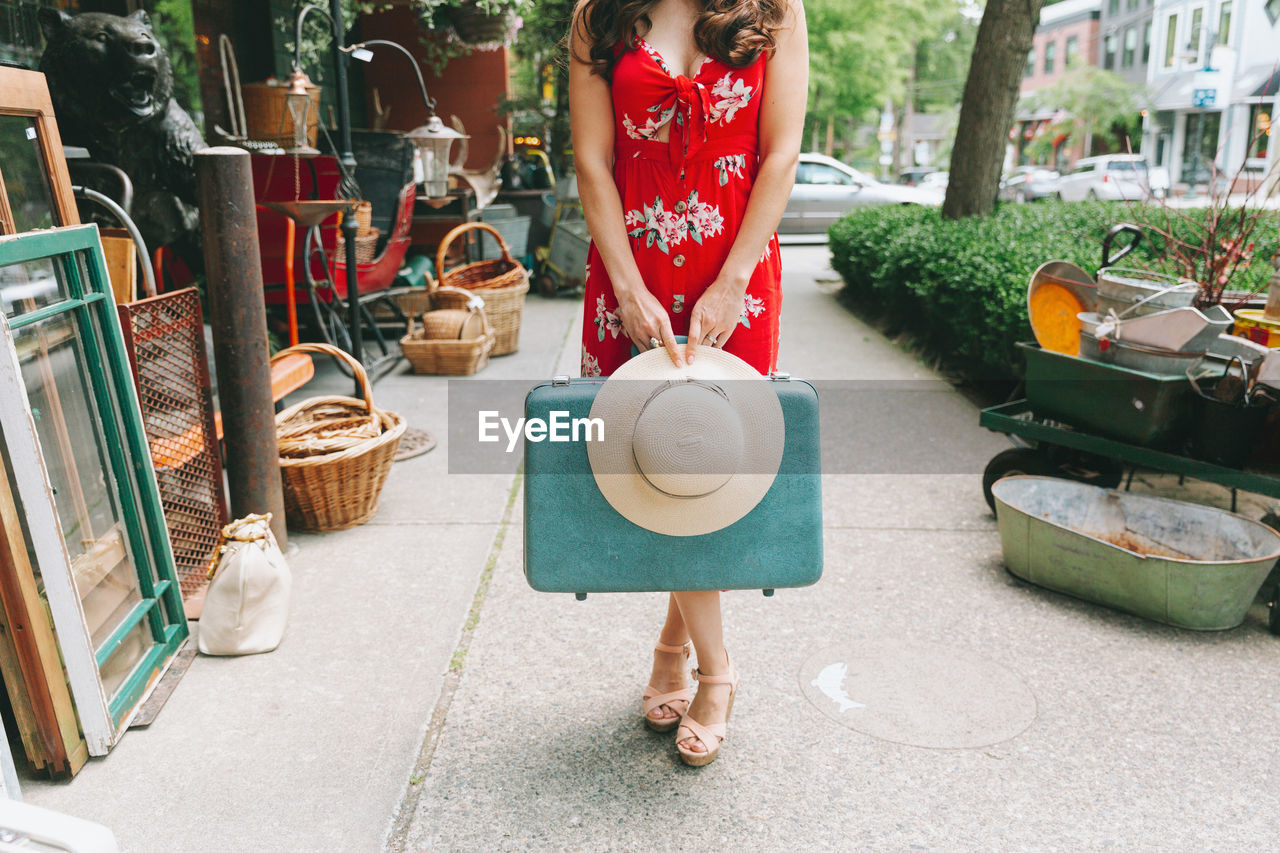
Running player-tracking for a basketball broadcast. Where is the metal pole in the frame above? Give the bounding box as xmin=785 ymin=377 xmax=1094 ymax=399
xmin=195 ymin=147 xmax=288 ymax=548
xmin=328 ymin=0 xmax=363 ymax=380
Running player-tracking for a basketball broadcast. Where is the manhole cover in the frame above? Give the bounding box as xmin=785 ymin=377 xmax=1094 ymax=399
xmin=798 ymin=640 xmax=1037 ymax=748
xmin=395 ymin=427 xmax=437 ymax=462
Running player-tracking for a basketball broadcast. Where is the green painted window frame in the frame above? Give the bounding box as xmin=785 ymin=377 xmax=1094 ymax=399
xmin=0 ymin=225 xmax=187 ymax=732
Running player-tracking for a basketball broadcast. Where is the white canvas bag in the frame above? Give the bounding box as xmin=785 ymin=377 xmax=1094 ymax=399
xmin=198 ymin=514 xmax=291 ymax=656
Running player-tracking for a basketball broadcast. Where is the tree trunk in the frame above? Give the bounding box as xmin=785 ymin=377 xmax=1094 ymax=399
xmin=942 ymin=0 xmax=1045 ymax=219
xmin=897 ymin=51 xmax=917 ymax=177
xmin=824 ymin=114 xmax=835 ymax=157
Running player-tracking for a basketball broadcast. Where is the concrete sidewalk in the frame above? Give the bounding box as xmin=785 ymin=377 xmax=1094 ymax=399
xmin=392 ymin=246 xmax=1280 ymax=851
xmin=23 ymin=245 xmax=1280 ymax=851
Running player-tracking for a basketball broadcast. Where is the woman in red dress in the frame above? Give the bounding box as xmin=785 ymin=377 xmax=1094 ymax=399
xmin=569 ymin=0 xmax=808 ymax=764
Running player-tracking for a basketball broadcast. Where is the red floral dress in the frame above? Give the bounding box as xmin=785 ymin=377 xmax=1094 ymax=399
xmin=579 ymin=37 xmax=781 ymax=378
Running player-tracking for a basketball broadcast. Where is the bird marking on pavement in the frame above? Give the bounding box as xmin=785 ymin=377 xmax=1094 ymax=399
xmin=810 ymin=662 xmax=865 ymax=712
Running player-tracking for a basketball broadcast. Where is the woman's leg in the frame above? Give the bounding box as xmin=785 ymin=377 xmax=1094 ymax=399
xmin=672 ymin=590 xmax=732 ymax=753
xmin=647 ymin=594 xmax=691 ymax=723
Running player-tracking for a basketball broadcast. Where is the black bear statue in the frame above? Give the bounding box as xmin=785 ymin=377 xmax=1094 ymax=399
xmin=38 ymin=9 xmax=207 ymax=266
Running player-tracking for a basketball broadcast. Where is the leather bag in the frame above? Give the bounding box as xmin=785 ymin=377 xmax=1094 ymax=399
xmin=198 ymin=514 xmax=292 ymax=655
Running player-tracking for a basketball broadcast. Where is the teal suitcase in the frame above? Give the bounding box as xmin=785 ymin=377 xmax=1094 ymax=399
xmin=523 ymin=372 xmax=823 ymax=595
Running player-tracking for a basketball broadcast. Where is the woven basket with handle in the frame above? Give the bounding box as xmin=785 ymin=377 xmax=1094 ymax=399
xmin=333 ymin=227 xmax=379 ymax=264
xmin=271 ymin=343 xmax=406 ymax=531
xmin=437 ymin=222 xmax=529 ymax=355
xmin=400 ymin=288 xmax=495 ymax=375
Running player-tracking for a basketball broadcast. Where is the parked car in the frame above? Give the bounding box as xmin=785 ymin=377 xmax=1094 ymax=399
xmin=781 ymin=153 xmax=943 ymax=235
xmin=999 ymin=167 xmax=1060 ymax=202
xmin=1056 ymin=154 xmax=1158 ymax=202
xmin=897 ymin=167 xmax=937 ymax=186
xmin=920 ymin=171 xmax=949 ymax=190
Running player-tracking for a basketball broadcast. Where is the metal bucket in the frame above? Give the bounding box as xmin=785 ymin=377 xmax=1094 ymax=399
xmin=992 ymin=476 xmax=1280 ymax=630
xmin=1096 ymin=268 xmax=1198 ymax=318
xmin=1078 ymin=331 xmax=1203 ymax=375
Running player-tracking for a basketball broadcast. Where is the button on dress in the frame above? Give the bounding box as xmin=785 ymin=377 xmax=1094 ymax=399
xmin=579 ymin=38 xmax=782 ymax=378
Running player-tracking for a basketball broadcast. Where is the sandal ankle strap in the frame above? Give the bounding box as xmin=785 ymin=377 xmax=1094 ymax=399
xmin=654 ymin=640 xmax=691 ymax=655
xmin=693 ymin=666 xmax=735 ymax=685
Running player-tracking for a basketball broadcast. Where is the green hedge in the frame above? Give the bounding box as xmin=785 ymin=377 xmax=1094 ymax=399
xmin=828 ymin=201 xmax=1277 ymax=381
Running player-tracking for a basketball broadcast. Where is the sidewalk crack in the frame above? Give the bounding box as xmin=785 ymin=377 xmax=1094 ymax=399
xmin=384 ymin=469 xmax=522 ymax=852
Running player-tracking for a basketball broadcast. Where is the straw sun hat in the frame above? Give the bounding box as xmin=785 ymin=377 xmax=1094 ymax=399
xmin=587 ymin=347 xmax=784 ymax=537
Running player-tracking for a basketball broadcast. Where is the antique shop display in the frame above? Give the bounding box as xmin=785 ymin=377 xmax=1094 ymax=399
xmin=38 ymin=9 xmax=207 ymax=263
xmin=0 ymin=225 xmax=188 ymax=755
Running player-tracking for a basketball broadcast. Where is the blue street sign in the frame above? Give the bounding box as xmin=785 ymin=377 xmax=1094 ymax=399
xmin=1193 ymin=88 xmax=1216 ymax=108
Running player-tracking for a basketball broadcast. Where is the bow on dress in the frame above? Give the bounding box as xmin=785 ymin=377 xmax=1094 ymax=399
xmin=663 ymin=75 xmax=714 ymax=172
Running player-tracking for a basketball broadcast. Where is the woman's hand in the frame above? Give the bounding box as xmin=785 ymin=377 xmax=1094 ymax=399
xmin=686 ymin=274 xmax=747 ymax=363
xmin=615 ymin=284 xmax=684 ymax=366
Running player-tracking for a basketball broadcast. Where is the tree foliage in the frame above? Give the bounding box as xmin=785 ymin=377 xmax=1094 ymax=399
xmin=1024 ymin=66 xmax=1149 ymax=160
xmin=804 ymin=0 xmax=976 ymax=160
xmin=505 ymin=0 xmax=573 ymax=176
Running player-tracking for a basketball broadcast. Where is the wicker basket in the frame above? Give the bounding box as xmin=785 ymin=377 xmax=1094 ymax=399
xmin=392 ymin=270 xmax=448 ymax=318
xmin=400 ymin=308 xmax=495 ymax=375
xmin=436 ymin=222 xmax=530 ymax=355
xmin=333 ymin=227 xmax=380 ymax=264
xmin=271 ymin=343 xmax=406 ymax=531
xmin=242 ymin=81 xmax=320 ymax=147
xmin=337 ymin=201 xmax=374 ymax=236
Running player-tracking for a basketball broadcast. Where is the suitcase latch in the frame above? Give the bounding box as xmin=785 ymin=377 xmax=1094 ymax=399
xmin=552 ymin=375 xmax=570 ymax=386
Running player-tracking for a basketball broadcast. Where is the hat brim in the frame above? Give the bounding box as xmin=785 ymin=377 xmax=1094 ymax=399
xmin=587 ymin=348 xmax=784 ymax=537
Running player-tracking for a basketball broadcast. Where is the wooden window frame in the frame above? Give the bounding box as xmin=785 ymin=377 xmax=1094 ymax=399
xmin=0 ymin=67 xmax=80 ymax=237
xmin=0 ymin=226 xmax=188 ymax=755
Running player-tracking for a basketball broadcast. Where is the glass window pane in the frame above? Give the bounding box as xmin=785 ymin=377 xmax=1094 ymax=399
xmin=0 ymin=256 xmax=70 ymax=320
xmin=0 ymin=115 xmax=58 ymax=235
xmin=9 ymin=309 xmax=146 ymax=649
xmin=98 ymin=619 xmax=153 ymax=701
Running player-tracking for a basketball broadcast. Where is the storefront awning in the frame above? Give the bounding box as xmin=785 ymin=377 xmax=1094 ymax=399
xmin=1151 ymin=70 xmax=1197 ymax=111
xmin=1242 ymin=64 xmax=1280 ymax=99
xmin=1151 ymin=65 xmax=1280 ymax=110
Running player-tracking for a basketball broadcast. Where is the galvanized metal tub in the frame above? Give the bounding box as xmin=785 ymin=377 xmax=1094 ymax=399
xmin=992 ymin=476 xmax=1280 ymax=630
xmin=1096 ymin=268 xmax=1198 ymax=319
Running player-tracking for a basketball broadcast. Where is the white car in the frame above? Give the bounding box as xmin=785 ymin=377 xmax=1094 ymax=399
xmin=780 ymin=153 xmax=943 ymax=234
xmin=1056 ymin=154 xmax=1160 ymax=202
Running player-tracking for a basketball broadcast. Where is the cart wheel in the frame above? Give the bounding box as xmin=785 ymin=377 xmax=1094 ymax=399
xmin=982 ymin=448 xmax=1052 ymax=513
xmin=537 ymin=274 xmax=557 ymax=297
xmin=1058 ymin=453 xmax=1124 ymax=491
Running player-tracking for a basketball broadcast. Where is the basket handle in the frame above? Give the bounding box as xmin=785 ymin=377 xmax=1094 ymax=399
xmin=435 ymin=285 xmax=485 ymax=310
xmin=270 ymin=342 xmax=374 ymax=415
xmin=435 ymin=221 xmax=515 ymax=278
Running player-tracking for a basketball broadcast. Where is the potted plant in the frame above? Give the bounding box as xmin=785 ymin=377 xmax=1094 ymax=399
xmin=415 ymin=0 xmax=525 ymax=52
